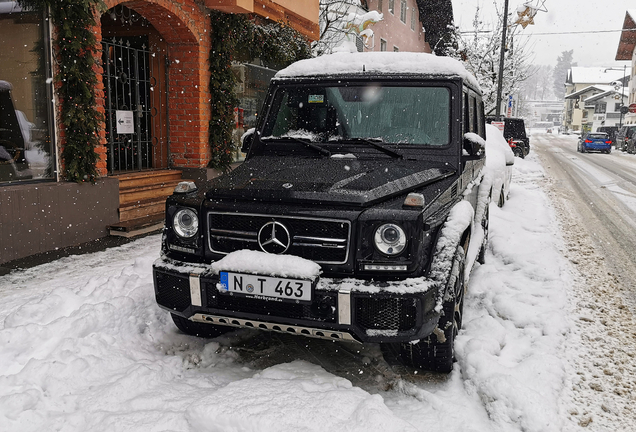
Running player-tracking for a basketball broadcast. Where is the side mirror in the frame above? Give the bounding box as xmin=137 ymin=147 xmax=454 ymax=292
xmin=462 ymin=135 xmax=485 ymax=159
xmin=240 ymin=128 xmax=256 ymax=154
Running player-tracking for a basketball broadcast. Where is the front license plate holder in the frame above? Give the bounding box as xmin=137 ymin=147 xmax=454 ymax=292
xmin=218 ymin=271 xmax=314 ymax=304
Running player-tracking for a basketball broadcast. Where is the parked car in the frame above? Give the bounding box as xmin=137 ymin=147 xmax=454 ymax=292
xmin=485 ymin=124 xmax=514 ymax=207
xmin=616 ymin=125 xmax=636 ymax=153
xmin=577 ymin=132 xmax=612 ymax=154
xmin=596 ymin=126 xmax=618 ymax=145
xmin=486 ymin=116 xmax=530 ymax=158
xmin=152 ymin=52 xmax=490 ymax=373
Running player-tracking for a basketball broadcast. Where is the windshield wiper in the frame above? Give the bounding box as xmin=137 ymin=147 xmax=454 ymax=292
xmin=343 ymin=138 xmax=403 ymax=159
xmin=264 ymin=136 xmax=331 ymax=157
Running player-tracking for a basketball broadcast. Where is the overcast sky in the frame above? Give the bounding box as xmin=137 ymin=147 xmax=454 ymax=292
xmin=451 ymin=0 xmax=634 ymax=68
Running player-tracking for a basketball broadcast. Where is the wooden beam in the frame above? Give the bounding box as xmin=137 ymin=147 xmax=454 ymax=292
xmin=204 ymin=0 xmax=254 ymax=14
xmin=252 ymin=0 xmax=319 ymax=41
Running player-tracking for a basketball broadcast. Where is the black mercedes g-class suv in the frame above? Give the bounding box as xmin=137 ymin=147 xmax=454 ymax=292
xmin=153 ymin=52 xmax=489 ymax=372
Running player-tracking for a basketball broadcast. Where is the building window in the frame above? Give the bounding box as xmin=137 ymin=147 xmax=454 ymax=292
xmin=380 ymin=38 xmax=387 ymax=51
xmin=388 ymin=0 xmax=394 ymax=14
xmin=411 ymin=6 xmax=417 ymax=30
xmin=355 ymin=36 xmax=364 ymax=52
xmin=393 ymin=46 xmax=399 ymax=52
xmin=595 ymin=103 xmax=607 ymax=114
xmin=378 ymin=0 xmax=383 ymax=12
xmin=400 ymin=0 xmax=407 ymax=23
xmin=0 ymin=3 xmax=55 ymax=185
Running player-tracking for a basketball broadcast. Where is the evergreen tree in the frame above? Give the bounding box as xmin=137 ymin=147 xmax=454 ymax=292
xmin=553 ymin=50 xmax=574 ymax=100
xmin=416 ymin=0 xmax=456 ymax=56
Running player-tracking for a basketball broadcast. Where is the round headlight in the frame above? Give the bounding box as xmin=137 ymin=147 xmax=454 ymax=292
xmin=173 ymin=208 xmax=199 ymax=238
xmin=374 ymin=223 xmax=407 ymax=255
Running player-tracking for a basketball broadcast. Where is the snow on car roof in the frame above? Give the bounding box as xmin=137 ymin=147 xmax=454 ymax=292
xmin=275 ymin=52 xmax=480 ymax=90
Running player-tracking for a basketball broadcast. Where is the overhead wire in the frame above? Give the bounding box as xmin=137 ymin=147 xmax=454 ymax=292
xmin=459 ymin=28 xmax=636 ymax=36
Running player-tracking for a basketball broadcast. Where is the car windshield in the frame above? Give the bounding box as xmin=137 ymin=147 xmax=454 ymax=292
xmin=587 ymin=133 xmax=607 ymax=139
xmin=261 ymin=84 xmax=451 ymax=146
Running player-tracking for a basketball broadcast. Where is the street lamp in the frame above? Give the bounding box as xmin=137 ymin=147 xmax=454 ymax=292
xmin=605 ymin=65 xmax=628 ymax=128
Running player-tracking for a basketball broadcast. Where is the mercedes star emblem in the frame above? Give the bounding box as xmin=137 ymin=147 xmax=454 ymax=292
xmin=258 ymin=221 xmax=291 ymax=254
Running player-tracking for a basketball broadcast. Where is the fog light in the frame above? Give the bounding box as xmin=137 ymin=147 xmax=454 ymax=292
xmin=363 ymin=264 xmax=408 ymax=271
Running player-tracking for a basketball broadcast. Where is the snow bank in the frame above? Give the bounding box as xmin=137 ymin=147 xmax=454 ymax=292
xmin=185 ymin=361 xmax=417 ymax=432
xmin=455 ymin=155 xmax=571 ymax=432
xmin=275 ymin=52 xmax=480 ymax=90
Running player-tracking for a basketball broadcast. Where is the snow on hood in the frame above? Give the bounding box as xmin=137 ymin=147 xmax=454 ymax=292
xmin=210 ymin=250 xmax=321 ymax=280
xmin=275 ymin=52 xmax=480 ymax=90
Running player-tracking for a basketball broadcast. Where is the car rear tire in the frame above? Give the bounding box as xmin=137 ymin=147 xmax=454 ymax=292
xmin=171 ymin=313 xmax=230 ymax=338
xmin=381 ymin=247 xmax=466 ymax=373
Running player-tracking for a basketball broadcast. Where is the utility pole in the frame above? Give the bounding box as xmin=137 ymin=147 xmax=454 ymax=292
xmin=495 ymin=0 xmax=509 ymax=118
xmin=620 ymin=64 xmax=627 ymax=129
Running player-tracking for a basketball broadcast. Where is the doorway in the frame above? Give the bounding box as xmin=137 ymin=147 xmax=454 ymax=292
xmin=101 ymin=8 xmax=169 ymax=173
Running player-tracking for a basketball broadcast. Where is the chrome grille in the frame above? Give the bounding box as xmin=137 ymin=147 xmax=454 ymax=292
xmin=208 ymin=212 xmax=351 ymax=264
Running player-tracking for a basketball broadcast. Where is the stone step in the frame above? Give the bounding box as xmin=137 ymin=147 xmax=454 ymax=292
xmin=108 ymin=214 xmax=165 ymax=238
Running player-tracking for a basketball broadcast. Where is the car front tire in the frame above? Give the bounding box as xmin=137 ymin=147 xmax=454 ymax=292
xmin=382 ymin=247 xmax=466 ymax=373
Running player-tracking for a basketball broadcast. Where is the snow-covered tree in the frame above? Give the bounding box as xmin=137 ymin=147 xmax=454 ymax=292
xmin=313 ymin=0 xmax=382 ymax=56
xmin=450 ymin=4 xmax=531 ymax=115
xmin=521 ymin=65 xmax=556 ymax=101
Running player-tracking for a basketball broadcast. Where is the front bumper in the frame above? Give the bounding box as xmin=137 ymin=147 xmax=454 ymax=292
xmin=153 ymin=256 xmax=441 ymax=344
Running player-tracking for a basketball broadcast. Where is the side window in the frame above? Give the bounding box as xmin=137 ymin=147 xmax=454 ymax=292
xmin=468 ymin=94 xmax=476 ymax=133
xmin=477 ymin=100 xmax=485 ymax=138
xmin=463 ymin=91 xmax=469 ymax=136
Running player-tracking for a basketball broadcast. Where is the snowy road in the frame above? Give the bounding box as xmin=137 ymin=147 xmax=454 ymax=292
xmin=1 ymin=143 xmax=635 ymax=431
xmin=532 ymin=132 xmax=636 ymax=312
xmin=531 ymin=132 xmax=636 ymax=430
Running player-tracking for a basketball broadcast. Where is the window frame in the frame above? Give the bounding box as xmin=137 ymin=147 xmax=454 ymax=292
xmin=411 ymin=6 xmax=417 ymax=30
xmin=400 ymin=0 xmax=407 ymax=23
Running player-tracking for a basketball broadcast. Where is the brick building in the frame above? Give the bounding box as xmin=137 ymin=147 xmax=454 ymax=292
xmin=0 ymin=0 xmax=318 ymax=265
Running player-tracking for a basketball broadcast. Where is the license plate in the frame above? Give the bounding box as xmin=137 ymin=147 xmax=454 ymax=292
xmin=218 ymin=272 xmax=313 ymax=302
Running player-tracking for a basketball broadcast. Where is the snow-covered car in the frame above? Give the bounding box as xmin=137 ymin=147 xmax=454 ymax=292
xmin=577 ymin=132 xmax=612 ymax=154
xmin=153 ymin=52 xmax=489 ymax=373
xmin=485 ymin=124 xmax=514 ymax=207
